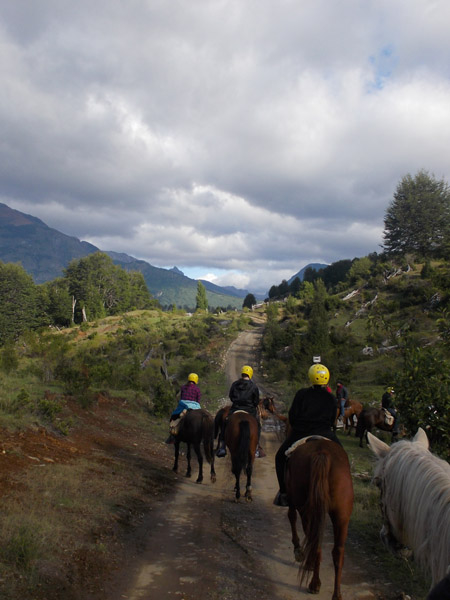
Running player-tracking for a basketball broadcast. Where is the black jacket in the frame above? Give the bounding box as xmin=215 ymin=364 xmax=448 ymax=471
xmin=288 ymin=385 xmax=338 ymax=438
xmin=229 ymin=378 xmax=260 ymax=417
xmin=381 ymin=392 xmax=395 ymax=410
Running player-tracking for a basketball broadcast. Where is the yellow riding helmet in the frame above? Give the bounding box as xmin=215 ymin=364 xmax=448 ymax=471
xmin=308 ymin=364 xmax=330 ymax=385
xmin=241 ymin=365 xmax=253 ymax=379
xmin=188 ymin=373 xmax=199 ymax=384
xmin=387 ymin=386 xmax=395 ymax=394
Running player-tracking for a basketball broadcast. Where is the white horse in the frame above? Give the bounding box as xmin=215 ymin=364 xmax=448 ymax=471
xmin=368 ymin=428 xmax=450 ymax=590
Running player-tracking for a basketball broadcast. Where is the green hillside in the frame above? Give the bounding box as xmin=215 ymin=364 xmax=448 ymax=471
xmin=260 ymin=255 xmax=450 ymax=458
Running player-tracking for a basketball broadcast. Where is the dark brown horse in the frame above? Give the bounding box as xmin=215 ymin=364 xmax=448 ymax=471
xmin=172 ymin=408 xmax=216 ymax=484
xmin=214 ymin=396 xmax=276 ymax=450
xmin=285 ymin=438 xmax=354 ymax=600
xmin=356 ymin=407 xmax=395 ymax=447
xmin=224 ymin=411 xmax=259 ymax=501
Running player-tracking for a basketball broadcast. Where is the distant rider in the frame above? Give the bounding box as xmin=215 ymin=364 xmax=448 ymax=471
xmin=165 ymin=373 xmax=201 ymax=443
xmin=336 ymin=381 xmax=349 ymax=423
xmin=274 ymin=363 xmax=340 ymax=507
xmin=216 ymin=365 xmax=261 ymax=457
xmin=381 ymin=386 xmax=399 ymax=440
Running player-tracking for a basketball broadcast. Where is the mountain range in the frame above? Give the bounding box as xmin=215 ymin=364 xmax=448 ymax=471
xmin=0 ymin=202 xmax=323 ymax=310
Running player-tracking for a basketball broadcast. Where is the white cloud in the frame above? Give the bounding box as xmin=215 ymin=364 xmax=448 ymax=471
xmin=1 ymin=1 xmax=450 ymax=294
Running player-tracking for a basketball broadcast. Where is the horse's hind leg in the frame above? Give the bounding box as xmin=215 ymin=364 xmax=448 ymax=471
xmin=244 ymin=462 xmax=253 ymax=502
xmin=173 ymin=441 xmax=180 ymax=473
xmin=193 ymin=443 xmax=203 ymax=483
xmin=208 ymin=440 xmax=216 ymax=483
xmin=330 ymin=515 xmax=350 ymax=600
xmin=288 ymin=507 xmax=304 ymax=562
xmin=231 ymin=458 xmax=241 ymax=501
xmin=185 ymin=443 xmax=192 ymax=478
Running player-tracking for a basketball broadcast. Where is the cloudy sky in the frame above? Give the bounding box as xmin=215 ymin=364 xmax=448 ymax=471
xmin=1 ymin=1 xmax=450 ymax=294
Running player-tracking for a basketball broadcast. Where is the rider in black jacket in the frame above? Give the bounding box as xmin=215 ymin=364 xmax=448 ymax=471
xmin=273 ymin=363 xmax=340 ymax=506
xmin=216 ymin=365 xmax=260 ymax=457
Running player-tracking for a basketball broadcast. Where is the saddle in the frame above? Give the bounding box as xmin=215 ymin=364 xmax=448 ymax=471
xmin=285 ymin=435 xmax=330 ymax=458
xmin=382 ymin=408 xmax=395 ymax=426
xmin=169 ymin=409 xmax=187 ymax=435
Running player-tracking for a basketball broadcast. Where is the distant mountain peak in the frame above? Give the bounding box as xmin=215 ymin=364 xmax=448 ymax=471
xmin=288 ymin=263 xmax=329 ymax=284
xmin=170 ymin=266 xmax=184 ymax=276
xmin=0 ymin=202 xmax=44 ymax=227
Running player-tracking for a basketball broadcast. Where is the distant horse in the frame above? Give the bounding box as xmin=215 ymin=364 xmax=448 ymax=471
xmin=356 ymin=407 xmax=395 ymax=447
xmin=224 ymin=411 xmax=259 ymax=501
xmin=368 ymin=428 xmax=450 ymax=590
xmin=172 ymin=409 xmax=216 ymax=484
xmin=334 ymin=399 xmax=363 ymax=435
xmin=285 ymin=438 xmax=353 ymax=600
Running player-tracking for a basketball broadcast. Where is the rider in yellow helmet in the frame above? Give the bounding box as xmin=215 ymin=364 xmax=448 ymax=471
xmin=165 ymin=373 xmax=202 ymax=443
xmin=216 ymin=365 xmax=260 ymax=457
xmin=273 ymin=363 xmax=341 ymax=506
xmin=381 ymin=386 xmax=399 ymax=440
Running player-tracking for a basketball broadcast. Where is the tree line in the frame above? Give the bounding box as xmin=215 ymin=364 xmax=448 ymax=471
xmin=0 ymin=252 xmax=158 ymax=344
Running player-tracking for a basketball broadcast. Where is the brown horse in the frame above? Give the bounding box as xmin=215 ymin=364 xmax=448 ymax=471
xmin=172 ymin=408 xmax=216 ymax=484
xmin=356 ymin=407 xmax=395 ymax=447
xmin=334 ymin=399 xmax=363 ymax=435
xmin=285 ymin=438 xmax=354 ymax=600
xmin=224 ymin=411 xmax=259 ymax=501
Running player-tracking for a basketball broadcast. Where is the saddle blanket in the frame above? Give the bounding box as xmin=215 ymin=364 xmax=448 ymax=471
xmin=285 ymin=435 xmax=330 ymax=458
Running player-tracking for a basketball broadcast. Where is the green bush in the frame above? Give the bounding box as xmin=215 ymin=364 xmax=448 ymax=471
xmin=395 ymin=344 xmax=450 ymax=459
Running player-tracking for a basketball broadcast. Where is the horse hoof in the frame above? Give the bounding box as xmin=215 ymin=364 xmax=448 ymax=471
xmin=245 ymin=496 xmax=253 ymax=503
xmin=211 ymin=475 xmax=216 ymax=483
xmin=294 ymin=547 xmax=304 ymax=563
xmin=308 ymin=587 xmax=320 ymax=594
xmin=195 ymin=479 xmax=203 ymax=484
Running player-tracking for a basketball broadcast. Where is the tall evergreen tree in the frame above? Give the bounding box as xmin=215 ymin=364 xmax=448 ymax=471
xmin=195 ymin=281 xmax=208 ymax=311
xmin=243 ymin=293 xmax=256 ymax=309
xmin=304 ymin=279 xmax=331 ymax=360
xmin=383 ymin=170 xmax=450 ymax=257
xmin=0 ymin=262 xmax=38 ymax=343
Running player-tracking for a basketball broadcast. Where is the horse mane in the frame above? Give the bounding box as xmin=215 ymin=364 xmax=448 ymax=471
xmin=374 ymin=439 xmax=450 ymax=584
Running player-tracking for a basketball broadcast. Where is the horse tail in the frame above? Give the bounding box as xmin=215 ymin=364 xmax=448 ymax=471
xmin=238 ymin=420 xmax=250 ymax=470
xmin=202 ymin=414 xmax=214 ymax=464
xmin=299 ymin=450 xmax=330 ymax=582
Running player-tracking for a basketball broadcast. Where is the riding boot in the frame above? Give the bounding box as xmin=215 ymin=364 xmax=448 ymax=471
xmin=165 ymin=434 xmax=175 ymax=444
xmin=216 ymin=439 xmax=227 ymax=457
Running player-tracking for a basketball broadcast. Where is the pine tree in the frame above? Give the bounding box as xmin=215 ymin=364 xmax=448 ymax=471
xmin=383 ymin=170 xmax=450 ymax=257
xmin=243 ymin=293 xmax=256 ymax=309
xmin=195 ymin=281 xmax=208 ymax=311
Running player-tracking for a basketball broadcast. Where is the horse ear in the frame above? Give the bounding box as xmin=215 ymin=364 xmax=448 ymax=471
xmin=367 ymin=432 xmax=390 ymax=458
xmin=413 ymin=427 xmax=429 ymax=449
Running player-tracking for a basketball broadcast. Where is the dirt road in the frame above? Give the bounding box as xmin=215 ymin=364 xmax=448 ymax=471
xmin=104 ymin=326 xmax=383 ymax=600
